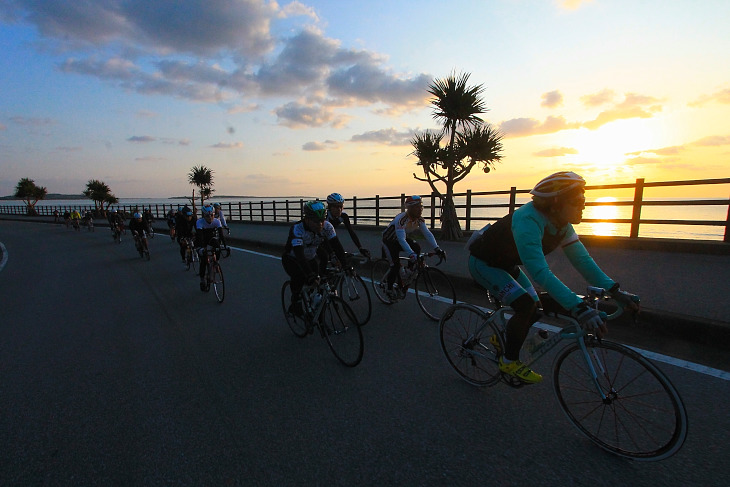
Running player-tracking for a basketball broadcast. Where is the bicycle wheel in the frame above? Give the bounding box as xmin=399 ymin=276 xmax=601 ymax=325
xmin=281 ymin=281 xmax=308 ymax=338
xmin=439 ymin=304 xmax=503 ymax=386
xmin=211 ymin=263 xmax=225 ymax=303
xmin=322 ymin=296 xmax=363 ymax=367
xmin=553 ymin=339 xmax=688 ymax=461
xmin=371 ymin=258 xmax=394 ymax=304
xmin=338 ymin=273 xmax=372 ymax=326
xmin=415 ymin=267 xmax=457 ymax=321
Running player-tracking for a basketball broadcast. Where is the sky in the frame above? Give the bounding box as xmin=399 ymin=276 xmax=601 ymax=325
xmin=1 ymin=0 xmax=729 ymax=199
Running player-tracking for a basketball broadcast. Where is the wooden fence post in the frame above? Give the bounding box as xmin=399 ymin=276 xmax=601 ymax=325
xmin=352 ymin=196 xmax=357 ymax=225
xmin=430 ymin=192 xmax=437 ymax=228
xmin=465 ymin=189 xmax=472 ymax=232
xmin=724 ymin=193 xmax=730 ymax=243
xmin=400 ymin=193 xmax=406 ymax=213
xmin=630 ymin=178 xmax=645 ymax=238
xmin=509 ymin=187 xmax=517 ymax=214
xmin=375 ymin=195 xmax=380 ymax=226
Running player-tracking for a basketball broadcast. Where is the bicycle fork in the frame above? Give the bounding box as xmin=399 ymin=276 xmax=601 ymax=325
xmin=577 ymin=337 xmax=616 ymax=404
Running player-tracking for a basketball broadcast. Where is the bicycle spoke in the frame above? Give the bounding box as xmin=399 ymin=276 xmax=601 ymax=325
xmin=415 ymin=267 xmax=456 ymax=321
xmin=322 ymin=296 xmax=363 ymax=367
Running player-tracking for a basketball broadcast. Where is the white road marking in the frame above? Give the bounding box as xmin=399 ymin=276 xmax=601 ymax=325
xmin=232 ymin=245 xmax=730 ymax=381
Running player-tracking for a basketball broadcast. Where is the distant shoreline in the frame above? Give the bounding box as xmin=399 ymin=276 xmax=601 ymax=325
xmin=1 ymin=194 xmax=316 ymax=201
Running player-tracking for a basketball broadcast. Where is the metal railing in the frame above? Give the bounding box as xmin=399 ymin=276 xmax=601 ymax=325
xmin=2 ymin=177 xmax=729 ymax=242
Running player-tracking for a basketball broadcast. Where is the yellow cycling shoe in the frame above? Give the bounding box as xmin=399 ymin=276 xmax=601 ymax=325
xmin=489 ymin=334 xmax=502 ymax=355
xmin=498 ymin=357 xmax=543 ymax=384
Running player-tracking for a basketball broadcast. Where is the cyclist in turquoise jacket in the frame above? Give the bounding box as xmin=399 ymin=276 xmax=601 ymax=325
xmin=468 ymin=171 xmax=639 ymax=384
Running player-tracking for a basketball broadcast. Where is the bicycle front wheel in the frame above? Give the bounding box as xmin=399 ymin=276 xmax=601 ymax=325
xmin=553 ymin=339 xmax=688 ymax=461
xmin=322 ymin=296 xmax=363 ymax=367
xmin=440 ymin=304 xmax=503 ymax=386
xmin=371 ymin=258 xmax=395 ymax=304
xmin=415 ymin=267 xmax=456 ymax=321
xmin=211 ymin=263 xmax=225 ymax=303
xmin=338 ymin=274 xmax=372 ymax=326
xmin=281 ymin=281 xmax=308 ymax=338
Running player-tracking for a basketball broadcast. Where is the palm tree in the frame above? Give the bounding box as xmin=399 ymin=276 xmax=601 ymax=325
xmin=411 ymin=72 xmax=504 ymax=240
xmin=188 ymin=165 xmax=215 ymax=211
xmin=83 ymin=179 xmax=113 ymax=212
xmin=14 ymin=177 xmax=47 ymax=215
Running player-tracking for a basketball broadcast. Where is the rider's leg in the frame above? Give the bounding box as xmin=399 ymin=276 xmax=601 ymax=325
xmin=382 ymin=240 xmax=402 ymax=288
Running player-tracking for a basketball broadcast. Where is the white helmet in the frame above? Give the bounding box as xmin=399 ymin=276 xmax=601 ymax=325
xmin=530 ymin=171 xmax=586 ymax=198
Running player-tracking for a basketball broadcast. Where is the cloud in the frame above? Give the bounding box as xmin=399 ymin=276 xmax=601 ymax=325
xmin=209 ymin=142 xmax=244 ymax=149
xmin=350 ymin=127 xmax=417 ymax=146
xmin=302 ymin=140 xmax=339 ymax=151
xmin=55 ymin=146 xmax=82 ymax=152
xmin=533 ymin=147 xmax=578 ymax=157
xmin=500 ymin=115 xmax=579 ymax=138
xmin=624 ymin=156 xmax=680 ymax=166
xmin=692 ymin=135 xmax=730 ymax=146
xmin=580 ymin=89 xmax=615 ymax=107
xmin=127 ymin=135 xmax=156 ymax=143
xmin=274 ymin=101 xmax=350 ymax=129
xmin=245 ymin=173 xmax=292 ymax=184
xmin=626 ymin=145 xmax=685 ymax=156
xmin=582 ymin=93 xmax=663 ymax=130
xmin=135 ymin=156 xmax=167 ymax=162
xmin=136 ymin=110 xmax=158 ymax=119
xmin=689 ymin=88 xmax=730 ymax=107
xmin=540 ymin=90 xmax=563 ymax=108
xmin=9 ymin=116 xmax=55 ymax=126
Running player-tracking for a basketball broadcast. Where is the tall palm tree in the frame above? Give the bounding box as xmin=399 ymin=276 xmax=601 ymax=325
xmin=411 ymin=72 xmax=503 ymax=240
xmin=14 ymin=177 xmax=47 ymax=215
xmin=83 ymin=179 xmax=113 ymax=212
xmin=188 ymin=165 xmax=214 ymax=210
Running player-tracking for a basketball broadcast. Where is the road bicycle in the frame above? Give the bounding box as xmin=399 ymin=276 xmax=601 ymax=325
xmin=326 ymin=252 xmax=372 ymax=326
xmin=201 ymin=241 xmax=225 ymax=303
xmin=371 ymin=252 xmax=456 ymax=321
xmin=111 ymin=223 xmax=122 ymax=243
xmin=133 ymin=231 xmax=151 ymax=261
xmin=84 ymin=217 xmax=94 ymax=232
xmin=281 ymin=278 xmax=363 ymax=367
xmin=72 ymin=218 xmax=80 ymax=231
xmin=183 ymin=237 xmax=198 ymax=272
xmin=438 ymin=286 xmax=688 ymax=461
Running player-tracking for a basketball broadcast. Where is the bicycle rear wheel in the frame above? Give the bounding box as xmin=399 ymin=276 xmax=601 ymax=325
xmin=553 ymin=339 xmax=688 ymax=461
xmin=281 ymin=281 xmax=308 ymax=338
xmin=415 ymin=267 xmax=457 ymax=321
xmin=439 ymin=304 xmax=503 ymax=386
xmin=211 ymin=263 xmax=225 ymax=303
xmin=371 ymin=258 xmax=394 ymax=304
xmin=322 ymin=296 xmax=363 ymax=367
xmin=338 ymin=274 xmax=372 ymax=325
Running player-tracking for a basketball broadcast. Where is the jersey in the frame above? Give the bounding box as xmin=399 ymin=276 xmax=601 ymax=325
xmin=469 ymin=201 xmax=614 ymax=310
xmin=285 ymin=220 xmax=337 ymax=261
xmin=382 ymin=211 xmax=438 ymax=255
xmin=195 ymin=217 xmax=222 ymax=248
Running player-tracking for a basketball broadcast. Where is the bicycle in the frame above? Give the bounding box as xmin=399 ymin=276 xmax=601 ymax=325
xmin=72 ymin=218 xmax=80 ymax=231
xmin=85 ymin=217 xmax=94 ymax=232
xmin=438 ymin=286 xmax=688 ymax=461
xmin=183 ymin=237 xmax=198 ymax=272
xmin=326 ymin=252 xmax=372 ymax=326
xmin=201 ymin=241 xmax=225 ymax=303
xmin=133 ymin=231 xmax=151 ymax=260
xmin=111 ymin=223 xmax=122 ymax=243
xmin=281 ymin=278 xmax=363 ymax=367
xmin=371 ymin=252 xmax=456 ymax=321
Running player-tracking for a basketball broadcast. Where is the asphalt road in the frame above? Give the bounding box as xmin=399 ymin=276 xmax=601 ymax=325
xmin=1 ymin=221 xmax=729 ymax=486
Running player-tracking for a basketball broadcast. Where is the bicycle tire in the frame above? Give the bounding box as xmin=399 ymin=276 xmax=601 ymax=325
xmin=371 ymin=258 xmax=395 ymax=304
xmin=553 ymin=339 xmax=688 ymax=461
xmin=415 ymin=267 xmax=457 ymax=321
xmin=281 ymin=281 xmax=309 ymax=338
xmin=211 ymin=263 xmax=225 ymax=303
xmin=338 ymin=273 xmax=372 ymax=326
xmin=439 ymin=304 xmax=503 ymax=386
xmin=322 ymin=296 xmax=363 ymax=367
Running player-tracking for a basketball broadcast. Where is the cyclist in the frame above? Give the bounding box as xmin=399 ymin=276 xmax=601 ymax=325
xmin=108 ymin=209 xmax=124 ymax=239
xmin=381 ymin=195 xmax=446 ymax=300
xmin=166 ymin=207 xmax=178 ymax=239
xmin=282 ymin=200 xmax=349 ymax=316
xmin=143 ymin=209 xmax=154 ymax=233
xmin=53 ymin=209 xmax=59 ymax=223
xmin=212 ymin=202 xmax=230 ymax=251
xmin=63 ymin=210 xmax=71 ymax=228
xmin=467 ymin=171 xmax=639 ymax=384
xmin=70 ymin=209 xmax=81 ymax=230
xmin=175 ymin=207 xmax=196 ymax=263
xmin=325 ymin=193 xmax=371 ymax=260
xmin=82 ymin=210 xmax=93 ymax=228
xmin=129 ymin=212 xmax=151 ymax=254
xmin=195 ymin=205 xmax=223 ymax=291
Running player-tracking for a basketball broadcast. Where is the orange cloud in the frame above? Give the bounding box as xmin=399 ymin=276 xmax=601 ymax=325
xmin=689 ymin=88 xmax=730 ymax=107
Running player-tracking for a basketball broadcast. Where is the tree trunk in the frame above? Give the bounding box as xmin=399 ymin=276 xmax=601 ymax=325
xmin=440 ymin=195 xmax=463 ymax=241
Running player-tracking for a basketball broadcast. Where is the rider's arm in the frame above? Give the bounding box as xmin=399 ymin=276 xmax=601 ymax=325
xmin=513 ymin=214 xmax=583 ymax=311
xmin=418 ymin=219 xmax=439 ymax=250
xmin=395 ymin=228 xmax=416 ymax=255
xmin=561 ymin=238 xmax=616 ymax=290
xmin=340 ymin=213 xmax=362 ymax=249
xmin=218 ymin=211 xmax=227 ymax=227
